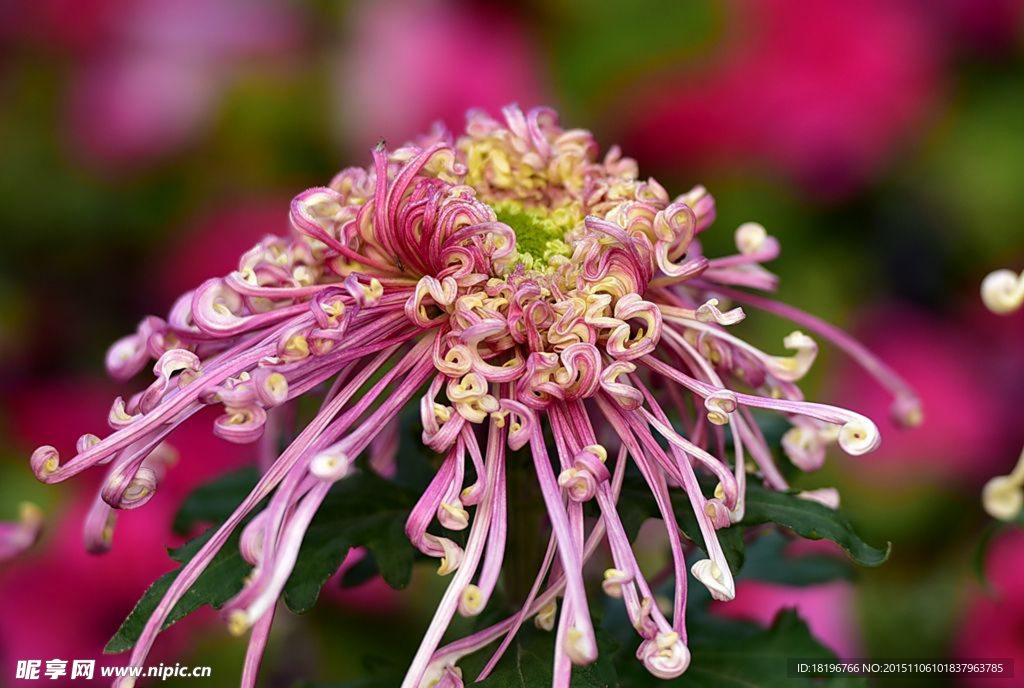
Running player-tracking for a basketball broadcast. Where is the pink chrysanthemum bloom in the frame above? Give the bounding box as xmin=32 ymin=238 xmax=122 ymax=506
xmin=30 ymin=106 xmax=919 ymax=686
xmin=0 ymin=502 xmax=43 ymax=562
xmin=980 ymin=267 xmax=1024 ymax=522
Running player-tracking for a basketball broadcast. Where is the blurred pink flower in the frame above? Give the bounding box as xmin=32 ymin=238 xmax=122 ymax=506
xmin=0 ymin=381 xmax=251 ymax=684
xmin=69 ymin=55 xmax=218 ymax=165
xmin=156 ymin=200 xmax=290 ymax=306
xmin=66 ymin=0 xmax=301 ymax=166
xmin=321 ymin=549 xmax=401 ymax=616
xmin=711 ymin=580 xmax=859 ymax=658
xmin=831 ymin=307 xmax=1010 ymax=481
xmin=337 ymin=0 xmax=546 ymax=149
xmin=0 ymin=494 xmax=215 ymax=686
xmin=956 ymin=530 xmax=1024 ymax=687
xmin=620 ymin=0 xmax=939 ymax=197
xmin=0 ymin=503 xmax=43 ymax=562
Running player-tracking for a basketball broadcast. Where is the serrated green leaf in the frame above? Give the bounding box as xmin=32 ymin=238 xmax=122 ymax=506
xmin=743 ymin=483 xmax=890 ymax=567
xmin=739 ymin=531 xmax=853 ymax=586
xmin=364 ymin=515 xmax=416 ymax=589
xmin=340 ymin=550 xmax=380 ymax=588
xmin=283 ymin=472 xmax=418 ymax=612
xmin=172 ymin=466 xmax=259 ymax=535
xmin=105 ymin=528 xmax=251 ymax=654
xmin=615 ymin=471 xmax=884 ymax=580
xmin=283 ymin=535 xmax=353 ymax=613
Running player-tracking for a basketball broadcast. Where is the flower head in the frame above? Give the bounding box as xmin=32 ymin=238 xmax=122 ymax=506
xmin=30 ymin=106 xmax=913 ymax=685
xmin=0 ymin=502 xmax=43 ymax=561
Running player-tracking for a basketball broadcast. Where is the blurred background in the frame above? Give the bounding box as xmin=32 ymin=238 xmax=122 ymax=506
xmin=1 ymin=0 xmax=1023 ymax=686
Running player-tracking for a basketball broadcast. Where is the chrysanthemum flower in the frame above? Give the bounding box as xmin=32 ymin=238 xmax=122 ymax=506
xmin=0 ymin=502 xmax=43 ymax=561
xmin=29 ymin=106 xmax=919 ymax=687
xmin=981 ymin=267 xmax=1024 ymax=522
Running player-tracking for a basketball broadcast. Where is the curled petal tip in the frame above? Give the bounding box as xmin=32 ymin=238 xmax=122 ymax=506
xmin=767 ymin=331 xmax=818 ymax=382
xmin=601 ymin=567 xmax=631 ymax=598
xmin=227 ymin=609 xmax=250 ymax=637
xmin=890 ymin=395 xmax=924 ymax=429
xmin=438 ymin=501 xmax=470 ymax=530
xmin=30 ymin=446 xmax=60 ymax=482
xmin=838 ymin=417 xmax=881 ymax=456
xmin=703 ymin=498 xmax=732 ymax=529
xmin=639 ymin=631 xmax=690 ymax=679
xmin=695 ymin=298 xmax=745 ymax=325
xmin=982 ymin=475 xmax=1024 ymax=522
xmin=981 ymin=268 xmax=1024 ymax=315
xmin=83 ymin=509 xmax=117 ymax=554
xmin=310 ymin=449 xmax=350 ymax=482
xmin=704 ymin=389 xmax=737 ymax=425
xmin=107 ymin=465 xmax=159 ymax=510
xmin=534 ymin=600 xmax=557 ymax=631
xmin=564 ymin=628 xmax=598 ymax=665
xmin=735 ymin=222 xmax=768 ymax=254
xmin=253 ymin=369 xmax=289 ymax=407
xmin=691 ymin=558 xmax=735 ymax=601
xmin=213 ymin=405 xmax=268 ymax=444
xmin=781 ymin=426 xmax=826 ymax=471
xmin=240 ymin=518 xmax=266 ymax=566
xmin=435 ymin=538 xmax=464 ymax=576
xmin=798 ymin=488 xmax=842 ymax=510
xmin=76 ymin=433 xmax=100 ymax=453
xmin=458 ymin=584 xmax=483 ymax=617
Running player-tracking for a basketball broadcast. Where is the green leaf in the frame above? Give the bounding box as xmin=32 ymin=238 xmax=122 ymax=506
xmin=173 ymin=466 xmax=259 ymax=534
xmin=739 ymin=531 xmax=853 ymax=586
xmin=616 ymin=471 xmax=883 ymax=580
xmin=105 ymin=528 xmax=251 ymax=654
xmin=283 ymin=471 xmax=418 ymax=613
xmin=743 ymin=483 xmax=890 ymax=567
xmin=458 ymin=626 xmax=620 ymax=687
xmin=340 ymin=550 xmax=380 ymax=588
xmin=365 ymin=516 xmax=416 ymax=589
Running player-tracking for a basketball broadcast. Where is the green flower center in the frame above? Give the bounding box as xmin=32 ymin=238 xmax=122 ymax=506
xmin=491 ymin=200 xmax=579 ymax=272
